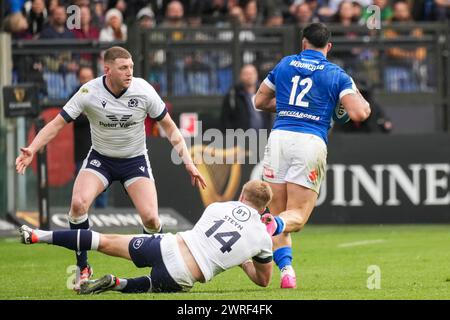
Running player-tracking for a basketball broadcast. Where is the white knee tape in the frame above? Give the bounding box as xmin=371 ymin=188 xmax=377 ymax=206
xmin=68 ymin=212 xmax=89 ymax=225
xmin=143 ymin=218 xmax=162 ymax=233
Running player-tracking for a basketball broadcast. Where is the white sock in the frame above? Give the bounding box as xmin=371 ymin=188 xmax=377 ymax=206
xmin=91 ymin=231 xmax=100 ymax=250
xmin=113 ymin=278 xmax=127 ymax=291
xmin=34 ymin=229 xmax=53 ymax=243
xmin=281 ymin=265 xmax=295 ymax=277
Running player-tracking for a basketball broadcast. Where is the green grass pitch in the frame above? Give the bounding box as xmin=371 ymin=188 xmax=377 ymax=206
xmin=1 ymin=225 xmax=450 ymax=300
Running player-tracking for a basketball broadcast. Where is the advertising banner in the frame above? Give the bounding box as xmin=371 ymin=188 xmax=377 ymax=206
xmin=110 ymin=134 xmax=450 ymax=224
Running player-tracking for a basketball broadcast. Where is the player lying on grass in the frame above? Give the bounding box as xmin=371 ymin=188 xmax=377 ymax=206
xmin=19 ymin=180 xmax=274 ymax=294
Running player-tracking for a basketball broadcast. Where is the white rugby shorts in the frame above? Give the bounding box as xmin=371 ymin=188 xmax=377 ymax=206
xmin=160 ymin=233 xmax=196 ymax=291
xmin=262 ymin=130 xmax=327 ymax=194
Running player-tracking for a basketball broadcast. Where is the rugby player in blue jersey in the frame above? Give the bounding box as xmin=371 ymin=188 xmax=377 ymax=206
xmin=255 ymin=23 xmax=371 ymax=288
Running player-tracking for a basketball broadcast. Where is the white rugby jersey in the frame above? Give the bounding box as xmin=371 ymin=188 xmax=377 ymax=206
xmin=61 ymin=76 xmax=167 ymax=158
xmin=179 ymin=201 xmax=273 ymax=282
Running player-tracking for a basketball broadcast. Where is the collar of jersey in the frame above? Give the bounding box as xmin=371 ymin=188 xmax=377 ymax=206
xmin=102 ymin=75 xmax=128 ymax=99
xmin=300 ymin=49 xmax=326 ymax=61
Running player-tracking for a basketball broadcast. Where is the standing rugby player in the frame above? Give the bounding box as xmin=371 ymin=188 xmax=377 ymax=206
xmin=15 ymin=46 xmax=206 ymax=290
xmin=255 ymin=23 xmax=371 ymax=288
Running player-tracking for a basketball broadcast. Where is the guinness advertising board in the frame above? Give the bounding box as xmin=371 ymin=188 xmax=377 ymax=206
xmin=110 ymin=134 xmax=450 ymax=224
xmin=3 ymin=84 xmax=38 ymax=118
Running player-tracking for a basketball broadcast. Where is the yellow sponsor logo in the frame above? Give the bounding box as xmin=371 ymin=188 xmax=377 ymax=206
xmin=190 ymin=145 xmax=244 ymax=207
xmin=13 ymin=88 xmax=26 ymax=102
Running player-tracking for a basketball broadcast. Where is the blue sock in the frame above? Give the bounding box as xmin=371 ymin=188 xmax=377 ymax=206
xmin=120 ymin=276 xmax=152 ymax=293
xmin=273 ymin=216 xmax=285 ymax=236
xmin=69 ymin=218 xmax=90 ymax=269
xmin=52 ymin=230 xmax=98 ymax=251
xmin=273 ymin=246 xmax=293 ymax=271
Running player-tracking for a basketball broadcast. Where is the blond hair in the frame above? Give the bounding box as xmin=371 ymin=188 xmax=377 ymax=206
xmin=104 ymin=46 xmax=132 ymax=63
xmin=242 ymin=180 xmax=273 ymax=211
xmin=4 ymin=13 xmax=28 ymax=33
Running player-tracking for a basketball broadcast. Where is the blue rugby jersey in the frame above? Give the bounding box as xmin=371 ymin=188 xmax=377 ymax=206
xmin=264 ymin=49 xmax=354 ymax=144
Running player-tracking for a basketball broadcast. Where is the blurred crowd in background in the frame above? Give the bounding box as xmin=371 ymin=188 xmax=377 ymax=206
xmin=2 ymin=0 xmax=448 ymax=96
xmin=3 ymin=0 xmax=449 ymax=40
xmin=1 ymin=0 xmax=449 ymax=134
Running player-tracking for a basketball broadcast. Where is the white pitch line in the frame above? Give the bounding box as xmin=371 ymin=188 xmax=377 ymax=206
xmin=337 ymin=239 xmax=386 ymax=248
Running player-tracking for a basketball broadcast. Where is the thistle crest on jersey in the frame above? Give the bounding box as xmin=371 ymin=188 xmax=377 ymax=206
xmin=128 ymin=98 xmax=138 ymax=108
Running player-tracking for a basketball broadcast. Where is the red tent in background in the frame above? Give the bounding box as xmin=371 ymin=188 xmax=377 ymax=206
xmin=28 ymin=107 xmax=75 ymax=186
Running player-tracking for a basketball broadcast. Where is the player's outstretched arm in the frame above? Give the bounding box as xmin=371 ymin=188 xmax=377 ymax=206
xmin=158 ymin=113 xmax=207 ymax=189
xmin=15 ymin=114 xmax=67 ymax=175
xmin=240 ymin=259 xmax=273 ymax=287
xmin=255 ymin=82 xmax=276 ymax=113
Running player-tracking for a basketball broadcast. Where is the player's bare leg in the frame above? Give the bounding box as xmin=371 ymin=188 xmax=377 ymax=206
xmin=70 ymin=170 xmax=106 ymax=289
xmin=282 ymin=183 xmax=318 ymax=233
xmin=266 ymin=182 xmax=295 ymax=288
xmin=267 ymin=182 xmax=287 ymax=216
xmin=279 ymin=182 xmax=318 ymax=288
xmin=71 ymin=170 xmax=106 ymax=217
xmin=125 ymin=177 xmax=161 ymax=233
xmin=266 ymin=182 xmax=318 ymax=288
xmin=267 ymin=182 xmax=288 ymax=252
xmin=97 ymin=234 xmax=134 ymax=259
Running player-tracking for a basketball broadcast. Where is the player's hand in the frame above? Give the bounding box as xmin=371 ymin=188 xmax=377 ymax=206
xmin=15 ymin=147 xmax=35 ymax=175
xmin=261 ymin=213 xmax=277 ymax=236
xmin=185 ymin=163 xmax=207 ymax=189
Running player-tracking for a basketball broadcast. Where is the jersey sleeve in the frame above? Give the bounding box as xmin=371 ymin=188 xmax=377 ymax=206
xmin=60 ymin=86 xmax=88 ymax=122
xmin=337 ymin=71 xmax=356 ymax=100
xmin=252 ymin=235 xmax=273 ymax=264
xmin=263 ymin=58 xmax=284 ymax=91
xmin=253 ymin=248 xmax=273 ymax=264
xmin=144 ymin=82 xmax=168 ymax=121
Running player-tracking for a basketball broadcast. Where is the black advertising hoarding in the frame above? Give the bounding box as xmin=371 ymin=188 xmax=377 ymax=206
xmin=2 ymin=84 xmax=38 ymax=118
xmin=111 ymin=134 xmax=450 ymax=224
xmin=314 ymin=134 xmax=450 ymax=223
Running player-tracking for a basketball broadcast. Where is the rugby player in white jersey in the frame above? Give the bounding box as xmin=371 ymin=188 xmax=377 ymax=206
xmin=19 ymin=180 xmax=273 ymax=294
xmin=15 ymin=46 xmax=207 ymax=290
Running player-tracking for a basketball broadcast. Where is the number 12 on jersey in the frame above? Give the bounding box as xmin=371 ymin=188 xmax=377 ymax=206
xmin=205 ymin=220 xmax=241 ymax=253
xmin=289 ymin=76 xmax=313 ymax=107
